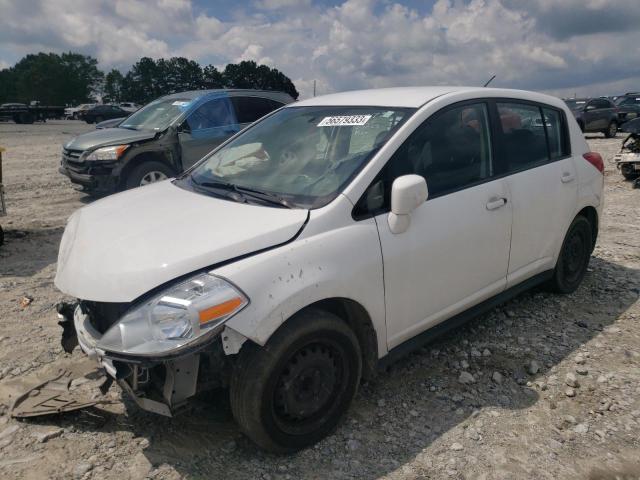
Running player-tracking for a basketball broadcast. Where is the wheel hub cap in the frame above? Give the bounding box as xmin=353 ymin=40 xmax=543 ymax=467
xmin=140 ymin=171 xmax=168 ymax=186
xmin=275 ymin=345 xmax=338 ymax=421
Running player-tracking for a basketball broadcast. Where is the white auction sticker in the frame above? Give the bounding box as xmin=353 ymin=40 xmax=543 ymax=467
xmin=318 ymin=115 xmax=372 ymax=127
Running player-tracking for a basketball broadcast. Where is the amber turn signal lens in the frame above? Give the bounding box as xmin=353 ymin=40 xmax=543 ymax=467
xmin=198 ymin=297 xmax=244 ymax=324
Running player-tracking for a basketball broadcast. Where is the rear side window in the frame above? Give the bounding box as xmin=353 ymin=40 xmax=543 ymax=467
xmin=542 ymin=108 xmax=569 ymax=159
xmin=231 ymin=97 xmax=282 ymax=124
xmin=497 ymin=102 xmax=548 ymax=172
xmin=385 ymin=102 xmax=493 ymax=198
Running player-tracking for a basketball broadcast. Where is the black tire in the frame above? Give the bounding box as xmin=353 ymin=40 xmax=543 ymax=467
xmin=19 ymin=112 xmax=34 ymax=124
xmin=604 ymin=121 xmax=617 ymax=138
xmin=0 ymin=225 xmax=4 ymax=246
xmin=124 ymin=160 xmax=174 ymax=190
xmin=547 ymin=216 xmax=593 ymax=294
xmin=230 ymin=309 xmax=362 ymax=453
xmin=621 ymin=164 xmax=639 ymax=180
xmin=94 ymin=116 xmax=104 ymax=123
xmin=85 ymin=117 xmax=93 ymax=124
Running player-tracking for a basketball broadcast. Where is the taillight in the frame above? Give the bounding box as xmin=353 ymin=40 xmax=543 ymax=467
xmin=583 ymin=152 xmax=604 ymax=173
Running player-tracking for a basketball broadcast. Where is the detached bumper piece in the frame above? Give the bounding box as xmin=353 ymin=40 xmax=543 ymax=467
xmin=57 ymin=303 xmax=204 ymax=417
xmin=10 ymin=363 xmax=112 ymax=418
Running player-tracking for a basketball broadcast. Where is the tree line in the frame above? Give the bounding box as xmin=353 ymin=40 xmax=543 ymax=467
xmin=0 ymin=52 xmax=299 ymax=106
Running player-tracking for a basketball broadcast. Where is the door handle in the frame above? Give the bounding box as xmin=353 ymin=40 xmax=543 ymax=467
xmin=561 ymin=172 xmax=575 ymax=183
xmin=486 ymin=197 xmax=507 ymax=211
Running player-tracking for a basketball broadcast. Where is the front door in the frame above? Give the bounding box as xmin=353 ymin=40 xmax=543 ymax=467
xmin=178 ymin=97 xmax=240 ymax=170
xmin=373 ymin=102 xmax=512 ymax=349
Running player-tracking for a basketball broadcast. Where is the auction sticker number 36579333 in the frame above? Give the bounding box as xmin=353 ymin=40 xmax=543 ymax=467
xmin=317 ymin=115 xmax=372 ymax=127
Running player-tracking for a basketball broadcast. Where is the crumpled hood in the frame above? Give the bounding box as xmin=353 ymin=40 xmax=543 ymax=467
xmin=55 ymin=181 xmax=308 ymax=302
xmin=64 ymin=127 xmax=157 ymax=151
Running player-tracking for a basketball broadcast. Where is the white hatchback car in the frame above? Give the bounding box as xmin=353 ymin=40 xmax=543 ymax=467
xmin=55 ymin=87 xmax=604 ymax=452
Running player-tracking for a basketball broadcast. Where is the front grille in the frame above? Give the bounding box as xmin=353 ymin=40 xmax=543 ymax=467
xmin=62 ymin=148 xmax=84 ymax=167
xmin=80 ymin=301 xmax=130 ymax=334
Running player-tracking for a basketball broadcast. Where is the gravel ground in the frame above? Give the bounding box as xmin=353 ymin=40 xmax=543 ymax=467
xmin=0 ymin=120 xmax=638 ymax=480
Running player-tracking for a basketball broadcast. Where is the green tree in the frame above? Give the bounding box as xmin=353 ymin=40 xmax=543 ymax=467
xmin=121 ymin=57 xmax=162 ymax=104
xmin=104 ymin=69 xmax=124 ymax=103
xmin=0 ymin=52 xmax=102 ymax=105
xmin=202 ymin=65 xmax=224 ymax=88
xmin=222 ymin=61 xmax=298 ymax=99
xmin=161 ymin=57 xmax=203 ymax=93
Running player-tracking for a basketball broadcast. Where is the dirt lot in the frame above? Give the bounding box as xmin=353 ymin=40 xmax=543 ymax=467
xmin=0 ymin=120 xmax=638 ymax=480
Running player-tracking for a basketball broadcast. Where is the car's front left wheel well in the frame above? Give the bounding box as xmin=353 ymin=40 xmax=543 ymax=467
xmin=303 ymin=298 xmax=378 ymax=380
xmin=118 ymin=151 xmax=176 ymax=190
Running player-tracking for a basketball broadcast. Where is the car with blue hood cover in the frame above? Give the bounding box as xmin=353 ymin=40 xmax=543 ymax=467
xmin=60 ymin=89 xmax=293 ymax=195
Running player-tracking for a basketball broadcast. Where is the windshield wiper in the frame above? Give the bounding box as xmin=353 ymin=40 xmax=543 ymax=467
xmin=119 ymin=125 xmax=138 ymax=130
xmin=193 ymin=179 xmax=294 ymax=209
xmin=233 ymin=185 xmax=295 ymax=209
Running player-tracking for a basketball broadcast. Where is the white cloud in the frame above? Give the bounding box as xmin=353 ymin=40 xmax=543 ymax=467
xmin=1 ymin=0 xmax=640 ymax=99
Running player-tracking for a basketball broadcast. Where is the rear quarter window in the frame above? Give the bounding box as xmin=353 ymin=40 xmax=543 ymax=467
xmin=542 ymin=107 xmax=570 ymax=159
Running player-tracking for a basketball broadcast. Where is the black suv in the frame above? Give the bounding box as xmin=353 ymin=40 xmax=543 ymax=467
xmin=564 ymin=97 xmax=619 ymax=138
xmin=614 ymin=93 xmax=640 ymax=126
xmin=80 ymin=104 xmax=130 ymax=124
xmin=60 ymin=90 xmax=293 ymax=195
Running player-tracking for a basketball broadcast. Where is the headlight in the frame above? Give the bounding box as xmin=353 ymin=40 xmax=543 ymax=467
xmin=96 ymin=274 xmax=248 ymax=356
xmin=84 ymin=145 xmax=129 ymax=161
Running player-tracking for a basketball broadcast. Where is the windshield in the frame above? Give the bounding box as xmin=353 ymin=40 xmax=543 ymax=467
xmin=186 ymin=106 xmax=414 ymax=209
xmin=120 ymin=98 xmax=192 ymax=131
xmin=615 ymin=96 xmax=640 ymax=106
xmin=565 ymin=99 xmax=587 ymax=111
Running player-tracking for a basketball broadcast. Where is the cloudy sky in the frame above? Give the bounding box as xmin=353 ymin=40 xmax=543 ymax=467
xmin=1 ymin=0 xmax=639 ymax=99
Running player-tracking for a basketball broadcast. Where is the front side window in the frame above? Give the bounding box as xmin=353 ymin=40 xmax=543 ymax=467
xmin=186 ymin=106 xmax=413 ymax=208
xmin=185 ymin=98 xmax=235 ymax=131
xmin=497 ymin=102 xmax=548 ymax=171
xmin=384 ymin=102 xmax=493 ymax=199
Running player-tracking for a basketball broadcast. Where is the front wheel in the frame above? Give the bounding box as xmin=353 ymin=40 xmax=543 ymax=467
xmin=230 ymin=309 xmax=362 ymax=453
xmin=605 ymin=121 xmax=617 ymax=138
xmin=124 ymin=161 xmax=173 ymax=190
xmin=547 ymin=216 xmax=593 ymax=294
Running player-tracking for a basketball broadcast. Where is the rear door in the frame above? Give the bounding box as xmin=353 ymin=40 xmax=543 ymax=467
xmin=178 ymin=97 xmax=239 ymax=169
xmin=369 ymin=101 xmax=512 ymax=348
xmin=495 ymin=101 xmax=577 ymax=287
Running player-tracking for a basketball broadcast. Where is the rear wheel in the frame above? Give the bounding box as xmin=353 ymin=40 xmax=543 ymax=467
xmin=604 ymin=121 xmax=617 ymax=138
xmin=547 ymin=216 xmax=592 ymax=294
xmin=230 ymin=309 xmax=362 ymax=453
xmin=94 ymin=116 xmax=104 ymax=124
xmin=124 ymin=161 xmax=173 ymax=190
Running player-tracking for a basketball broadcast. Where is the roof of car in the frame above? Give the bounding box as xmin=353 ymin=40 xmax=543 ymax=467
xmin=161 ymin=89 xmax=293 ymax=102
xmin=293 ymin=86 xmax=562 ymax=108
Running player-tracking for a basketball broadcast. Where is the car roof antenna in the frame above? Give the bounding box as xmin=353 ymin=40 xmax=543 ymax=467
xmin=483 ymin=75 xmax=496 ymax=87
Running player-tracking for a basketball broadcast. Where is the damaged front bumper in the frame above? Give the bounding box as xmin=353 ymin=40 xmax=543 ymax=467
xmin=57 ymin=302 xmax=217 ymax=417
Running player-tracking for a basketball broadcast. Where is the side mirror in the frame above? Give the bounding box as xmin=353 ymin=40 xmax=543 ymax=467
xmin=177 ymin=121 xmax=191 ymax=134
xmin=388 ymin=174 xmax=428 ymax=234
